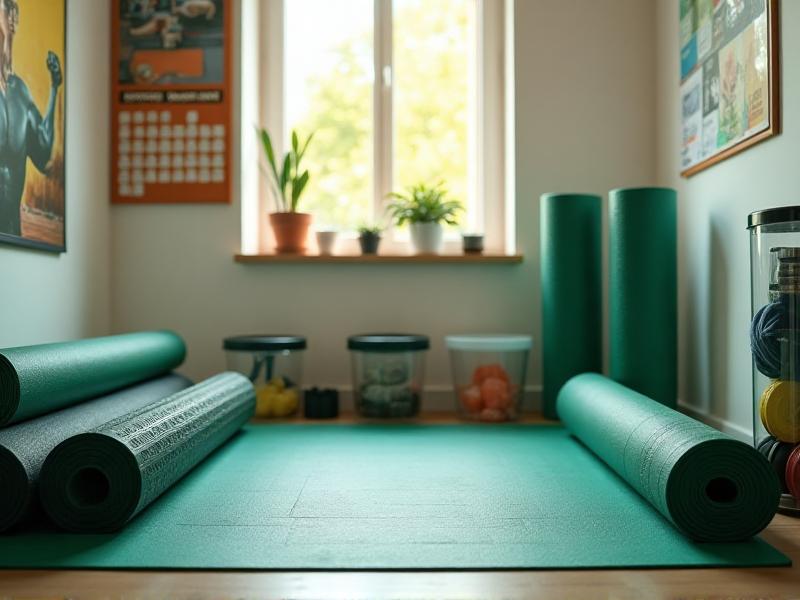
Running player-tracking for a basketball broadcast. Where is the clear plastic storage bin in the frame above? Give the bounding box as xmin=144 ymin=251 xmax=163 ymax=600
xmin=348 ymin=334 xmax=429 ymax=418
xmin=749 ymin=207 xmax=800 ymax=515
xmin=224 ymin=335 xmax=306 ymax=418
xmin=446 ymin=335 xmax=532 ymax=422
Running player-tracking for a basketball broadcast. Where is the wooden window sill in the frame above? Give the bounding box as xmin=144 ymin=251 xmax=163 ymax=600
xmin=234 ymin=253 xmax=524 ymax=264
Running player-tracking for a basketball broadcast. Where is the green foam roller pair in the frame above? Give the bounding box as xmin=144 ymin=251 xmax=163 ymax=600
xmin=540 ymin=193 xmax=602 ymax=419
xmin=0 ymin=331 xmax=187 ymax=426
xmin=558 ymin=373 xmax=780 ymax=542
xmin=609 ymin=187 xmax=677 ymax=407
xmin=40 ymin=372 xmax=256 ymax=533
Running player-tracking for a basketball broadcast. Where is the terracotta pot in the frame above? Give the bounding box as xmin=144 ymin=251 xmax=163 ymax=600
xmin=269 ymin=212 xmax=312 ymax=254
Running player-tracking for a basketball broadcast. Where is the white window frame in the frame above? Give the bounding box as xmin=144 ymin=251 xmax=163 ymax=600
xmin=240 ymin=0 xmax=513 ymax=256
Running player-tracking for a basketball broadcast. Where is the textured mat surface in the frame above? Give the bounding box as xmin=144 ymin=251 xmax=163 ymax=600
xmin=558 ymin=374 xmax=781 ymax=542
xmin=0 ymin=374 xmax=193 ymax=532
xmin=0 ymin=331 xmax=186 ymax=426
xmin=539 ymin=193 xmax=602 ymax=420
xmin=39 ymin=373 xmax=256 ymax=533
xmin=0 ymin=425 xmax=788 ymax=570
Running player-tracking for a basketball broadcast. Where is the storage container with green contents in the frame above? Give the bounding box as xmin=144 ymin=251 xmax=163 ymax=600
xmin=446 ymin=334 xmax=532 ymax=422
xmin=223 ymin=335 xmax=306 ymax=418
xmin=348 ymin=334 xmax=429 ymax=418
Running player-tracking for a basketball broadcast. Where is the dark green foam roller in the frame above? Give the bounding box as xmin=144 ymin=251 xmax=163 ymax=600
xmin=609 ymin=187 xmax=677 ymax=407
xmin=0 ymin=374 xmax=192 ymax=533
xmin=540 ymin=193 xmax=602 ymax=419
xmin=558 ymin=373 xmax=780 ymax=542
xmin=0 ymin=331 xmax=187 ymax=426
xmin=40 ymin=372 xmax=256 ymax=533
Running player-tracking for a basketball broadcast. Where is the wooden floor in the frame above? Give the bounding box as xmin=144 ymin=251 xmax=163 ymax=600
xmin=2 ymin=414 xmax=800 ymax=599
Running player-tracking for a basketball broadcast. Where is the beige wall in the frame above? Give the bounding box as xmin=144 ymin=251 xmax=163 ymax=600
xmin=110 ymin=0 xmax=656 ymax=402
xmin=655 ymin=0 xmax=798 ymax=436
xmin=0 ymin=0 xmax=110 ymax=348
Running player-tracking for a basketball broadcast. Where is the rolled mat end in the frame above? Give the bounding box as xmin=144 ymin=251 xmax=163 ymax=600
xmin=0 ymin=446 xmax=29 ymax=532
xmin=666 ymin=439 xmax=781 ymax=542
xmin=40 ymin=432 xmax=143 ymax=533
xmin=0 ymin=354 xmax=21 ymax=427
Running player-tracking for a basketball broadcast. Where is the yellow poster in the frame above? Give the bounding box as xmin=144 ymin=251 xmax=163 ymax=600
xmin=743 ymin=13 xmax=769 ymax=131
xmin=0 ymin=0 xmax=65 ymax=251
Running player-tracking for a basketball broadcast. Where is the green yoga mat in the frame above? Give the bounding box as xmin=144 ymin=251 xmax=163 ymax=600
xmin=0 ymin=374 xmax=192 ymax=533
xmin=609 ymin=187 xmax=677 ymax=407
xmin=39 ymin=372 xmax=255 ymax=533
xmin=558 ymin=373 xmax=781 ymax=542
xmin=0 ymin=425 xmax=787 ymax=570
xmin=540 ymin=193 xmax=602 ymax=419
xmin=0 ymin=331 xmax=187 ymax=426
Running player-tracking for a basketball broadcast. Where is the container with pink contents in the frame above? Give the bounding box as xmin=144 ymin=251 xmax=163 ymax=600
xmin=446 ymin=335 xmax=532 ymax=422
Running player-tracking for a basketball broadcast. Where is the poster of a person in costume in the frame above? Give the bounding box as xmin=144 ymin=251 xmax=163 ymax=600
xmin=0 ymin=0 xmax=65 ymax=252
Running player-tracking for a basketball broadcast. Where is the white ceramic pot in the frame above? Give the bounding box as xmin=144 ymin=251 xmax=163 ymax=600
xmin=315 ymin=230 xmax=338 ymax=255
xmin=410 ymin=222 xmax=443 ymax=254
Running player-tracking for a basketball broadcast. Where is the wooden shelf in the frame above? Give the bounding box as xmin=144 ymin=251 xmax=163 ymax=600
xmin=234 ymin=253 xmax=523 ymax=264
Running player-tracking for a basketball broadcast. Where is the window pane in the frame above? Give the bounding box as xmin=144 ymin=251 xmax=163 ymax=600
xmin=392 ymin=0 xmax=477 ymax=232
xmin=285 ymin=0 xmax=374 ymax=229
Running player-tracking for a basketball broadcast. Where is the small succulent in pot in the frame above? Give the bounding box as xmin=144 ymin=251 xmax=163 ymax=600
xmin=387 ymin=181 xmax=463 ymax=254
xmin=257 ymin=127 xmax=315 ymax=254
xmin=357 ymin=224 xmax=383 ymax=255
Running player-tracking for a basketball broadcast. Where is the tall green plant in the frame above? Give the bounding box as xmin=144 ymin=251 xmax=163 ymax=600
xmin=387 ymin=181 xmax=463 ymax=226
xmin=257 ymin=127 xmax=314 ymax=212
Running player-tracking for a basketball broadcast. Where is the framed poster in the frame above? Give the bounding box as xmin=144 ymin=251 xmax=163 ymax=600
xmin=0 ymin=0 xmax=66 ymax=253
xmin=680 ymin=0 xmax=780 ymax=177
xmin=111 ymin=0 xmax=232 ymax=204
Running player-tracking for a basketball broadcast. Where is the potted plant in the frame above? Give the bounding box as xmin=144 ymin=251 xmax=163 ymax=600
xmin=257 ymin=127 xmax=314 ymax=254
xmin=387 ymin=182 xmax=463 ymax=254
xmin=357 ymin=225 xmax=383 ymax=255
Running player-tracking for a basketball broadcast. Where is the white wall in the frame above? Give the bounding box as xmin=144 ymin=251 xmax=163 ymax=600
xmin=110 ymin=0 xmax=656 ymax=402
xmin=0 ymin=0 xmax=110 ymax=348
xmin=655 ymin=0 xmax=798 ymax=437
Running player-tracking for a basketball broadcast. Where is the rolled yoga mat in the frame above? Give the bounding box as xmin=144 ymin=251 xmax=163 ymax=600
xmin=0 ymin=374 xmax=192 ymax=533
xmin=540 ymin=193 xmax=602 ymax=419
xmin=40 ymin=372 xmax=255 ymax=533
xmin=0 ymin=331 xmax=187 ymax=426
xmin=609 ymin=187 xmax=677 ymax=407
xmin=558 ymin=373 xmax=781 ymax=542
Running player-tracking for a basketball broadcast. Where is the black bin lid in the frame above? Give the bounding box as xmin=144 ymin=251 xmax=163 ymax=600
xmin=347 ymin=334 xmax=429 ymax=352
xmin=223 ymin=335 xmax=306 ymax=351
xmin=748 ymin=206 xmax=800 ymax=229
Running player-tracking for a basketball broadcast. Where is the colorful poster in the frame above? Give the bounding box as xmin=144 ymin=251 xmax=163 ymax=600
xmin=111 ymin=0 xmax=232 ymax=204
xmin=679 ymin=0 xmax=778 ymax=176
xmin=0 ymin=0 xmax=66 ymax=253
xmin=681 ymin=69 xmax=703 ymax=170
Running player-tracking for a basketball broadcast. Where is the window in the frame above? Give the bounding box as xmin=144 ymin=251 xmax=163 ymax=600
xmin=241 ymin=0 xmax=512 ymax=254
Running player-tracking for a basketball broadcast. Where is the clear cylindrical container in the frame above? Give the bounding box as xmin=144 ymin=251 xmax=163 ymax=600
xmin=347 ymin=334 xmax=429 ymax=418
xmin=446 ymin=335 xmax=532 ymax=422
xmin=223 ymin=335 xmax=306 ymax=418
xmin=749 ymin=207 xmax=800 ymax=515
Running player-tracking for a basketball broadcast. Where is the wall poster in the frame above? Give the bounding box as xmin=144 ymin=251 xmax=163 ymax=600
xmin=111 ymin=0 xmax=232 ymax=204
xmin=0 ymin=0 xmax=66 ymax=253
xmin=680 ymin=0 xmax=780 ymax=177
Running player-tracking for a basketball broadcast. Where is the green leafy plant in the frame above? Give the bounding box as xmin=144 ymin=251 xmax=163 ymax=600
xmin=387 ymin=182 xmax=463 ymax=226
xmin=257 ymin=127 xmax=314 ymax=212
xmin=357 ymin=224 xmax=383 ymax=236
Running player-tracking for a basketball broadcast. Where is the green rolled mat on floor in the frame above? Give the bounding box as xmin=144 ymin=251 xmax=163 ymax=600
xmin=558 ymin=373 xmax=781 ymax=542
xmin=39 ymin=372 xmax=255 ymax=533
xmin=540 ymin=193 xmax=602 ymax=420
xmin=0 ymin=374 xmax=192 ymax=533
xmin=0 ymin=331 xmax=187 ymax=426
xmin=609 ymin=187 xmax=677 ymax=407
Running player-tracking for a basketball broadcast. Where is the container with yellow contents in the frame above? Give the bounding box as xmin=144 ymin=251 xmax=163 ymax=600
xmin=223 ymin=335 xmax=306 ymax=418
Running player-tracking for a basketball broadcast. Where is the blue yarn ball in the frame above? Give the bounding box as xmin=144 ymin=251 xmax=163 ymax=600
xmin=751 ymin=299 xmax=800 ymax=379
